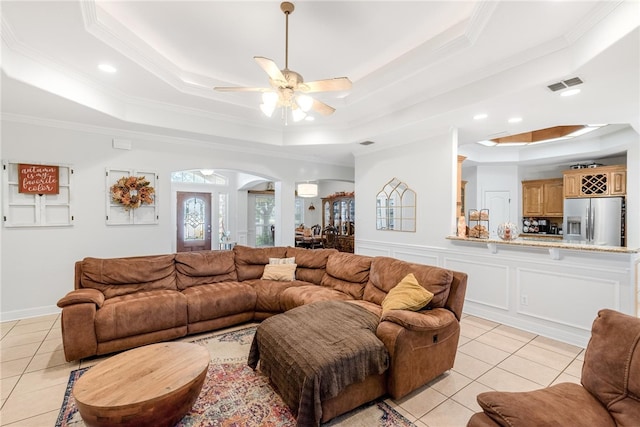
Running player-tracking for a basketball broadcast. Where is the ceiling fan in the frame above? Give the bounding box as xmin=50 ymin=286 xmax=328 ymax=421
xmin=214 ymin=2 xmax=352 ymax=122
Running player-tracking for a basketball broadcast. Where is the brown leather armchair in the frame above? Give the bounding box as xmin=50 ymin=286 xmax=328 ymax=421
xmin=467 ymin=309 xmax=640 ymax=427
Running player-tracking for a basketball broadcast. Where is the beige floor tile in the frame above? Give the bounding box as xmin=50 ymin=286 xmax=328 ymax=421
xmin=498 ymin=354 xmax=562 ymax=386
xmin=530 ymin=335 xmax=583 ymax=358
xmin=419 ymin=398 xmax=474 ymax=427
xmin=12 ymin=364 xmax=77 ymax=396
xmin=5 ymin=321 xmax=54 ymax=336
xmin=492 ymin=324 xmax=536 ymax=343
xmin=25 ymin=350 xmax=70 ymax=373
xmin=475 ymin=330 xmax=527 ymax=354
xmin=459 ymin=323 xmax=488 ymax=340
xmin=0 ymin=322 xmax=18 ymax=340
xmin=476 ymin=367 xmax=541 ymax=393
xmin=458 ymin=340 xmax=510 ymax=366
xmin=0 ymin=358 xmax=31 ymax=379
xmin=0 ymin=382 xmax=67 ymax=425
xmin=551 ymin=372 xmax=581 ymax=386
xmin=452 ymin=353 xmax=493 ymax=380
xmin=0 ymin=331 xmax=49 ymax=349
xmin=4 ymin=409 xmax=60 ymax=426
xmin=458 ymin=335 xmax=471 ymax=347
xmin=0 ymin=342 xmax=40 ymax=362
xmin=16 ymin=314 xmax=58 ymax=325
xmin=36 ymin=338 xmax=64 ymax=355
xmin=563 ymin=358 xmax=583 ymax=378
xmin=451 ymin=381 xmax=494 ymax=412
xmin=395 ymin=387 xmax=448 ymax=420
xmin=461 ymin=316 xmax=499 ymax=331
xmin=576 ymin=349 xmax=586 ymax=361
xmin=45 ymin=327 xmax=62 ymax=342
xmin=428 ymin=370 xmax=472 ymax=397
xmin=1 ymin=375 xmax=20 ymax=401
xmin=515 ymin=343 xmax=573 ymax=371
xmin=414 ymin=420 xmax=429 ymax=427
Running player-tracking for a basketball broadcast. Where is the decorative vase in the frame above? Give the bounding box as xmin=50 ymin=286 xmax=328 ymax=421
xmin=497 ymin=222 xmax=520 ymax=241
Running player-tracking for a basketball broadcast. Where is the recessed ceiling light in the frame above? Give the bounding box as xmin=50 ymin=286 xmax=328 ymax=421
xmin=560 ymin=88 xmax=581 ymax=97
xmin=477 ymin=140 xmax=497 ymax=146
xmin=473 ymin=113 xmax=488 ymax=120
xmin=98 ymin=63 xmax=117 ymax=73
xmin=508 ymin=117 xmax=522 ymax=123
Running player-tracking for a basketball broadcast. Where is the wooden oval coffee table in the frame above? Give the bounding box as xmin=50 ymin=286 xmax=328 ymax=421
xmin=73 ymin=342 xmax=210 ymax=427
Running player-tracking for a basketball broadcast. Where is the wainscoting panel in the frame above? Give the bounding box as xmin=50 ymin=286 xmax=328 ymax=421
xmin=356 ymin=243 xmax=392 ymax=258
xmin=445 ymin=258 xmax=509 ymax=311
xmin=391 ymin=249 xmax=439 ymax=266
xmin=516 ymin=268 xmax=620 ymax=331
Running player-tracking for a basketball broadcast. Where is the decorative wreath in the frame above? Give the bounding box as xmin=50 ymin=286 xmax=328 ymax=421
xmin=111 ymin=176 xmax=155 ymax=210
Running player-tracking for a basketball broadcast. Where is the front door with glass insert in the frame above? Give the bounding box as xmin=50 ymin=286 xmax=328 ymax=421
xmin=177 ymin=192 xmax=212 ymax=252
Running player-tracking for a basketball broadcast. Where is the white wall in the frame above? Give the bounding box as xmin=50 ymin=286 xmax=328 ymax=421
xmin=355 ymin=129 xmax=639 ymax=348
xmin=0 ymin=118 xmax=353 ymax=320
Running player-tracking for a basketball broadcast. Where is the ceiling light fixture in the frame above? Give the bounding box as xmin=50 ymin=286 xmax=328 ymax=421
xmin=473 ymin=113 xmax=488 ymax=120
xmin=200 ymin=169 xmax=214 ymax=176
xmin=297 ymin=183 xmax=318 ymax=198
xmin=560 ymin=88 xmax=581 ymax=97
xmin=508 ymin=117 xmax=522 ymax=123
xmin=98 ymin=63 xmax=117 ymax=73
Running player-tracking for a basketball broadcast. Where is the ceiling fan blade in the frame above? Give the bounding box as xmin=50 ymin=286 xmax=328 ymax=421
xmin=300 ymin=77 xmax=352 ymax=93
xmin=214 ymin=86 xmax=269 ymax=92
xmin=311 ymin=99 xmax=336 ymax=116
xmin=254 ymin=57 xmax=287 ymax=85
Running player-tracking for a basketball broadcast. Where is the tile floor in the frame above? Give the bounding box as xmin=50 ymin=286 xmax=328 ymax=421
xmin=0 ymin=313 xmax=585 ymax=427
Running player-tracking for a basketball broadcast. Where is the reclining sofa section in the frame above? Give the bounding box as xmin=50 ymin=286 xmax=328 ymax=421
xmin=57 ymin=245 xmax=467 ymax=402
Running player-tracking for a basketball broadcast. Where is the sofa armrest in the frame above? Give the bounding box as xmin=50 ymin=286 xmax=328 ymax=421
xmin=380 ymin=308 xmax=456 ymax=332
xmin=57 ymin=289 xmax=105 ymax=308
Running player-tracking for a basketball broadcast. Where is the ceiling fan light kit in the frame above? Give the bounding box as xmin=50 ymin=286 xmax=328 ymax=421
xmin=214 ymin=2 xmax=351 ymax=124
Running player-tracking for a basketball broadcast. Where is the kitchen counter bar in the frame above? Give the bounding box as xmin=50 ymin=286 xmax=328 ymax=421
xmin=447 ymin=235 xmax=638 ymax=254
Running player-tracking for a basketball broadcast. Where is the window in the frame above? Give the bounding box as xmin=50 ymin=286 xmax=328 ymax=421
xmin=254 ymin=194 xmax=275 ymax=247
xmin=171 ymin=170 xmax=227 ymax=185
xmin=218 ymin=193 xmax=229 ymax=241
xmin=295 ymin=197 xmax=304 ymax=225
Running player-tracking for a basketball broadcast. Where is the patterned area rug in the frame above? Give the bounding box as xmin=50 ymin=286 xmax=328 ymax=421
xmin=56 ymin=325 xmax=416 ymax=427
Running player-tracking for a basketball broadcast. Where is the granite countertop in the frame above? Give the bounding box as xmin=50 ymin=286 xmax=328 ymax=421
xmin=447 ymin=235 xmax=638 ymax=254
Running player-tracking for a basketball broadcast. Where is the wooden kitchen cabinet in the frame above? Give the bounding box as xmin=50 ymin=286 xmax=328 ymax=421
xmin=563 ymin=165 xmax=626 ymax=198
xmin=522 ymin=178 xmax=564 ymax=217
xmin=522 ymin=181 xmax=544 ymax=216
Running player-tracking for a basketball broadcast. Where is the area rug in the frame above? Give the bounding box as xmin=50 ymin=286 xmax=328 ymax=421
xmin=56 ymin=325 xmax=416 ymax=427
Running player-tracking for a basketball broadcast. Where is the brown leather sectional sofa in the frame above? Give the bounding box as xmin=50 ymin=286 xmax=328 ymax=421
xmin=57 ymin=245 xmax=467 ymax=405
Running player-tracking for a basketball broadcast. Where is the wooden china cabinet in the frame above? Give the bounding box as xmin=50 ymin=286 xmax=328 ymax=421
xmin=322 ymin=193 xmax=355 ymax=253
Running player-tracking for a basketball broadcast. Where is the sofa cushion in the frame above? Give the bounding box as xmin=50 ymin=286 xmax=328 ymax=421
xmin=364 ymin=257 xmax=452 ymax=309
xmin=246 ymin=279 xmax=309 ymax=313
xmin=581 ymin=309 xmax=640 ymax=426
xmin=286 ymin=247 xmax=338 ymax=285
xmin=95 ymin=290 xmax=187 ymax=342
xmin=280 ymin=285 xmax=354 ymax=311
xmin=321 ymin=252 xmax=372 ymax=299
xmin=476 ymin=383 xmax=616 ymax=427
xmin=381 ymin=273 xmax=434 ymax=314
xmin=233 ymin=245 xmax=287 ymax=281
xmin=261 ymin=264 xmax=297 ymax=281
xmin=175 ymin=250 xmax=238 ymax=290
xmin=80 ymin=255 xmax=177 ymax=299
xmin=181 ymin=282 xmax=256 ymax=323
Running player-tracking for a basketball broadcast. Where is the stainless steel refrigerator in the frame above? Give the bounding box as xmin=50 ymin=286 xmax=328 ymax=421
xmin=563 ymin=197 xmax=624 ymax=246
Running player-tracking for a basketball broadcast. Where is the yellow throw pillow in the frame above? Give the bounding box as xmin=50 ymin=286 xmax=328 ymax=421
xmin=261 ymin=264 xmax=297 ymax=281
xmin=381 ymin=273 xmax=434 ymax=314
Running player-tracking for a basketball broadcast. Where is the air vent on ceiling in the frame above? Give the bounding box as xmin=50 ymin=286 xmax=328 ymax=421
xmin=360 ymin=140 xmax=375 ymax=146
xmin=547 ymin=77 xmax=584 ymax=92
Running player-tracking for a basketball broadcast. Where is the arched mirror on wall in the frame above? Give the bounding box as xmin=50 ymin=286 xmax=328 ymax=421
xmin=376 ymin=178 xmax=416 ymax=232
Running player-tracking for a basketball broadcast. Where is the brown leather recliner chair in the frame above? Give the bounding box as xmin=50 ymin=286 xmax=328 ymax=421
xmin=467 ymin=309 xmax=640 ymax=427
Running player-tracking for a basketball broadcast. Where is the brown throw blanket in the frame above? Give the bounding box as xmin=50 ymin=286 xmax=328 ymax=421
xmin=248 ymin=300 xmax=389 ymax=426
